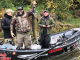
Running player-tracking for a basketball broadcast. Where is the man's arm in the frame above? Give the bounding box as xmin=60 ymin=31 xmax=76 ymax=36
xmin=38 ymin=18 xmax=43 ymax=27
xmin=26 ymin=1 xmax=37 ymax=26
xmin=10 ymin=15 xmax=16 ymax=38
xmin=48 ymin=17 xmax=55 ymax=27
xmin=27 ymin=1 xmax=37 ymax=17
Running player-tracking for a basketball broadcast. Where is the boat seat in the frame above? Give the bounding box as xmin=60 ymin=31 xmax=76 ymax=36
xmin=62 ymin=31 xmax=73 ymax=39
xmin=64 ymin=30 xmax=77 ymax=38
xmin=50 ymin=37 xmax=59 ymax=44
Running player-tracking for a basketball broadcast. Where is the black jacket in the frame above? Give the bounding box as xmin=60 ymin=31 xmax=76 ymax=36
xmin=1 ymin=13 xmax=16 ymax=38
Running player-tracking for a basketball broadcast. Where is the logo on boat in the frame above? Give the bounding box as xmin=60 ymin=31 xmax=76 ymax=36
xmin=0 ymin=53 xmax=11 ymax=60
xmin=49 ymin=48 xmax=63 ymax=53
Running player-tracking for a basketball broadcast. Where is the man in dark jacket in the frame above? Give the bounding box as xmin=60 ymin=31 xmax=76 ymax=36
xmin=38 ymin=10 xmax=55 ymax=48
xmin=1 ymin=9 xmax=16 ymax=45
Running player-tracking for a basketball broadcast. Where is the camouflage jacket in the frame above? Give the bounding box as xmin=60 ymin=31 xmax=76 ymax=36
xmin=10 ymin=11 xmax=32 ymax=33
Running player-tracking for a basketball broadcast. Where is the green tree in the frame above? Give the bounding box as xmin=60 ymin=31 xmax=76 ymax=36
xmin=0 ymin=0 xmax=14 ymax=10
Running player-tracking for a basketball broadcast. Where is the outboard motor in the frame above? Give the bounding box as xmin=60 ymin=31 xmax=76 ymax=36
xmin=72 ymin=30 xmax=77 ymax=35
xmin=62 ymin=33 xmax=65 ymax=38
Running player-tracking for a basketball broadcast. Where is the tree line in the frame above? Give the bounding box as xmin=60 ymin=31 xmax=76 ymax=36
xmin=0 ymin=0 xmax=80 ymax=21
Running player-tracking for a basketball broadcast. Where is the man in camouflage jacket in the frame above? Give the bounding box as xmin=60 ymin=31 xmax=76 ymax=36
xmin=10 ymin=1 xmax=36 ymax=49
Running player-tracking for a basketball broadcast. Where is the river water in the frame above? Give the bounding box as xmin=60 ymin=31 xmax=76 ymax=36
xmin=46 ymin=43 xmax=80 ymax=60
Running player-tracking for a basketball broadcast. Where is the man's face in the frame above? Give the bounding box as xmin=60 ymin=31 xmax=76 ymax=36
xmin=44 ymin=12 xmax=49 ymax=16
xmin=7 ymin=12 xmax=13 ymax=16
xmin=17 ymin=10 xmax=23 ymax=14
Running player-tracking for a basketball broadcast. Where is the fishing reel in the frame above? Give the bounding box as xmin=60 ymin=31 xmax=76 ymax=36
xmin=6 ymin=40 xmax=15 ymax=46
xmin=45 ymin=24 xmax=48 ymax=26
xmin=0 ymin=40 xmax=3 ymax=45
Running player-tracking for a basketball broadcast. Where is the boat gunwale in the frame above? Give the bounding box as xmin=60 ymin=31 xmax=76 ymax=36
xmin=0 ymin=29 xmax=80 ymax=52
xmin=0 ymin=35 xmax=79 ymax=52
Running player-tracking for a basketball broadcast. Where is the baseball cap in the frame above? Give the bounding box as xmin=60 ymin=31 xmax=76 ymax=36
xmin=6 ymin=9 xmax=14 ymax=13
xmin=18 ymin=6 xmax=23 ymax=10
xmin=44 ymin=10 xmax=48 ymax=13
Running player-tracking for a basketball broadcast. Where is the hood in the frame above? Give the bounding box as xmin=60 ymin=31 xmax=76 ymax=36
xmin=4 ymin=13 xmax=12 ymax=19
xmin=42 ymin=15 xmax=50 ymax=20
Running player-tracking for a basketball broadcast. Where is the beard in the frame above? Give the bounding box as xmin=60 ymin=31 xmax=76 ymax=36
xmin=17 ymin=11 xmax=24 ymax=16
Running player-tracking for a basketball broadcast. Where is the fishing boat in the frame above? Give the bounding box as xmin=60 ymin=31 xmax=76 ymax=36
xmin=0 ymin=28 xmax=80 ymax=60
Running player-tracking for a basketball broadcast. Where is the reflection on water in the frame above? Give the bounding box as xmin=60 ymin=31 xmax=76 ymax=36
xmin=46 ymin=43 xmax=80 ymax=60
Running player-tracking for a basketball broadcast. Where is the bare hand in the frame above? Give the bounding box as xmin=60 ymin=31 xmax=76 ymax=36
xmin=46 ymin=25 xmax=50 ymax=28
xmin=32 ymin=1 xmax=37 ymax=5
xmin=11 ymin=33 xmax=15 ymax=38
xmin=43 ymin=25 xmax=46 ymax=27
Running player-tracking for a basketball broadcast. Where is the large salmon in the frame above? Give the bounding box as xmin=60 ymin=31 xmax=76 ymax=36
xmin=32 ymin=1 xmax=38 ymax=44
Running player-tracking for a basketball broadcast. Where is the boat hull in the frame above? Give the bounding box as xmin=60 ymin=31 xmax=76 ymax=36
xmin=0 ymin=28 xmax=80 ymax=60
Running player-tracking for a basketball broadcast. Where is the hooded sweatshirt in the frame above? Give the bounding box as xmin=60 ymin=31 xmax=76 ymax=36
xmin=1 ymin=13 xmax=16 ymax=38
